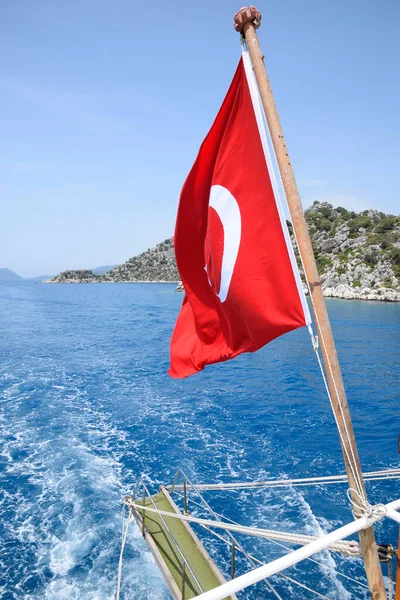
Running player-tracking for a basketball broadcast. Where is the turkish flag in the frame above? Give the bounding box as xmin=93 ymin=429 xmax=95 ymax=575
xmin=169 ymin=52 xmax=310 ymax=378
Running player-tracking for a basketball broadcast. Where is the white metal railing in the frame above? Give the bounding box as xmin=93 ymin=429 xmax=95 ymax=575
xmin=192 ymin=497 xmax=400 ymax=600
xmin=130 ymin=477 xmax=204 ymax=596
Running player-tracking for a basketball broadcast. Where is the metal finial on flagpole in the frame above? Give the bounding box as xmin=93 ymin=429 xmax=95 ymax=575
xmin=234 ymin=7 xmax=386 ymax=600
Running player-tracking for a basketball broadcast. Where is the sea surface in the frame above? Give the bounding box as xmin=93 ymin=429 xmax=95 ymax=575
xmin=0 ymin=281 xmax=399 ymax=600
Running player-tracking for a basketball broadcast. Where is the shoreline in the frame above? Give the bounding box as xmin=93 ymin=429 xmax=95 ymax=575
xmin=307 ymin=284 xmax=400 ymax=303
xmin=42 ymin=279 xmax=400 ymax=302
xmin=43 ymin=280 xmax=179 ymax=284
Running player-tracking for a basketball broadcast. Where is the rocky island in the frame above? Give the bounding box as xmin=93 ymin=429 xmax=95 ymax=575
xmin=301 ymin=202 xmax=400 ymax=301
xmin=46 ymin=238 xmax=179 ymax=284
xmin=47 ymin=203 xmax=400 ymax=301
xmin=48 ymin=270 xmax=104 ymax=284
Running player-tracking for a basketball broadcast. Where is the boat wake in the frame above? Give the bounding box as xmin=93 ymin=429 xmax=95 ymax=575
xmin=1 ymin=282 xmax=398 ymax=598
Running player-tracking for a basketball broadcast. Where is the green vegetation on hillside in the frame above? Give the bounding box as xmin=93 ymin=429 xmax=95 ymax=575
xmin=304 ymin=202 xmax=400 ymax=282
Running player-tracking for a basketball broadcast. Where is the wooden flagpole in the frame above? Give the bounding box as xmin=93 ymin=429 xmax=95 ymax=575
xmin=233 ymin=7 xmax=386 ymax=599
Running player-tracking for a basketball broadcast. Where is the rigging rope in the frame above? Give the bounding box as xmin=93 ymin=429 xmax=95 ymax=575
xmin=308 ymin=326 xmax=366 ymax=502
xmin=126 ymin=497 xmax=361 ymax=556
xmin=199 ymin=521 xmax=331 ymax=599
xmin=116 ymin=502 xmax=132 ymax=600
xmin=346 ymin=488 xmax=386 ymax=523
xmin=243 ymin=39 xmax=367 ymax=504
xmin=265 ymin=578 xmax=284 ymax=600
xmin=174 ymin=467 xmax=400 ymax=491
xmin=179 ymin=492 xmax=369 ymax=592
xmin=179 ymin=471 xmax=359 ymax=598
xmin=179 ymin=471 xmax=288 ymax=600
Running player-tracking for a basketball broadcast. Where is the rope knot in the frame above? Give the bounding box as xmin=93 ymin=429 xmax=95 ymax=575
xmin=367 ymin=503 xmax=386 ymax=525
xmin=347 ymin=488 xmax=386 ymax=524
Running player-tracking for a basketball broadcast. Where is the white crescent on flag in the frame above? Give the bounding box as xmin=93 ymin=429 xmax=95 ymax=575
xmin=208 ymin=185 xmax=242 ymax=303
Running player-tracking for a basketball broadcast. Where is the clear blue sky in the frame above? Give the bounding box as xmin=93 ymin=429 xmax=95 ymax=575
xmin=1 ymin=0 xmax=399 ymax=277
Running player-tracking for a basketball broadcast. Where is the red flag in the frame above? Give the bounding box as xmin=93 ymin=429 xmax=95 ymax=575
xmin=169 ymin=51 xmax=310 ymax=378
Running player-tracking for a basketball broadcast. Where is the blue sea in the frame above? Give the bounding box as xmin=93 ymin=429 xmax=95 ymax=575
xmin=0 ymin=281 xmax=399 ymax=599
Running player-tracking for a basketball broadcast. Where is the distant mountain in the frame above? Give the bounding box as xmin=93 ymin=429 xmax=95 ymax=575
xmin=1 ymin=266 xmax=118 ymax=282
xmin=0 ymin=268 xmax=23 ymax=281
xmin=92 ymin=265 xmax=118 ymax=275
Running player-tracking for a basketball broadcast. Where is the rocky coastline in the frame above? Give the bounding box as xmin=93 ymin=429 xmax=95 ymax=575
xmin=303 ymin=202 xmax=400 ymax=302
xmin=47 ymin=203 xmax=400 ymax=302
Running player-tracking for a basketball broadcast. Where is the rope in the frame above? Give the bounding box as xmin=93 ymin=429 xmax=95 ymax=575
xmin=245 ymin=45 xmax=366 ymax=503
xmin=201 ymin=521 xmax=330 ymax=599
xmin=170 ymin=469 xmax=287 ymax=600
xmin=265 ymin=579 xmax=284 ymax=600
xmin=266 ymin=537 xmax=369 ymax=591
xmin=346 ymin=488 xmax=387 ymax=525
xmin=279 ymin=572 xmax=330 ymax=599
xmin=174 ymin=491 xmax=370 ymax=591
xmin=308 ymin=326 xmax=366 ymax=501
xmin=126 ymin=498 xmax=361 ymax=556
xmin=178 ymin=471 xmax=333 ymax=598
xmin=116 ymin=502 xmax=132 ymax=600
xmin=177 ymin=467 xmax=400 ymax=491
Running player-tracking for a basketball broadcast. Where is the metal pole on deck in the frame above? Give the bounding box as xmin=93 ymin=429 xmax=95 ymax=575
xmin=182 ymin=561 xmax=186 ymax=599
xmin=233 ymin=6 xmax=386 ymax=599
xmin=183 ymin=479 xmax=188 ymax=515
xmin=142 ymin=488 xmax=146 ymax=537
xmin=231 ymin=542 xmax=235 ymax=580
